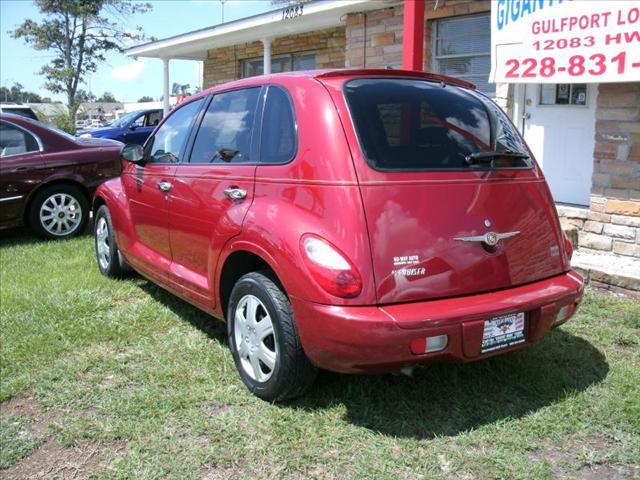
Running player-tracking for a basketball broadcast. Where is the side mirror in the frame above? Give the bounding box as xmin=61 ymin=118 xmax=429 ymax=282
xmin=121 ymin=144 xmax=144 ymax=163
xmin=129 ymin=124 xmax=138 ymax=130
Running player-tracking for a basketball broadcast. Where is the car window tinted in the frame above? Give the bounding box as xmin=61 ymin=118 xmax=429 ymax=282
xmin=145 ymin=111 xmax=162 ymax=127
xmin=189 ymin=87 xmax=260 ymax=164
xmin=0 ymin=121 xmax=39 ymax=157
xmin=145 ymin=99 xmax=204 ymax=164
xmin=260 ymin=86 xmax=296 ymax=164
xmin=344 ymin=78 xmax=529 ymax=171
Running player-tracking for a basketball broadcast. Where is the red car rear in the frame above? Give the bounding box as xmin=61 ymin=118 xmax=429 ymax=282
xmin=93 ymin=69 xmax=584 ymax=401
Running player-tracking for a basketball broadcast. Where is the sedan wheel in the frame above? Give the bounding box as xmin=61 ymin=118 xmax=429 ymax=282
xmin=39 ymin=192 xmax=83 ymax=237
xmin=29 ymin=185 xmax=89 ymax=240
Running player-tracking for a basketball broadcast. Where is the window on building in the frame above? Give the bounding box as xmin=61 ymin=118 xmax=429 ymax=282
xmin=539 ymin=84 xmax=587 ymax=106
xmin=432 ymin=14 xmax=493 ymax=96
xmin=241 ymin=52 xmax=316 ymax=78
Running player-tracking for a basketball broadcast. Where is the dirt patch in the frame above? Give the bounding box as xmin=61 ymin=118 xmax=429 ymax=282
xmin=1 ymin=438 xmax=127 ymax=480
xmin=1 ymin=395 xmax=127 ymax=478
xmin=529 ymin=435 xmax=637 ymax=479
xmin=0 ymin=395 xmax=62 ymax=438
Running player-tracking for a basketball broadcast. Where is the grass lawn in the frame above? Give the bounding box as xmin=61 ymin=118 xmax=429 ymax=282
xmin=0 ymin=230 xmax=639 ymax=479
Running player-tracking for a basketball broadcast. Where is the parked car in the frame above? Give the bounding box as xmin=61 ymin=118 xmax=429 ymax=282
xmin=93 ymin=69 xmax=584 ymax=401
xmin=0 ymin=113 xmax=122 ymax=239
xmin=0 ymin=103 xmax=39 ymax=121
xmin=77 ymin=109 xmax=162 ymax=144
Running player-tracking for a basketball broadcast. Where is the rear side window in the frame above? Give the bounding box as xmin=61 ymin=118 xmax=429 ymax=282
xmin=260 ymin=86 xmax=296 ymax=164
xmin=190 ymin=87 xmax=260 ymax=164
xmin=0 ymin=121 xmax=39 ymax=157
xmin=344 ymin=78 xmax=529 ymax=171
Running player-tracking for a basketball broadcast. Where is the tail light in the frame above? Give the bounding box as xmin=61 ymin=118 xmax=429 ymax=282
xmin=563 ymin=231 xmax=574 ymax=261
xmin=300 ymin=234 xmax=362 ymax=298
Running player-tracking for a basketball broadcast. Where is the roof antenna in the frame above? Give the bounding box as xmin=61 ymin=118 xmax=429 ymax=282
xmin=440 ymin=81 xmax=446 ymax=88
xmin=384 ymin=65 xmax=393 ymax=69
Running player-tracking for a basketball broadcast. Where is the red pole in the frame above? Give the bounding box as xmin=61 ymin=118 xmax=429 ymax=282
xmin=402 ymin=0 xmax=425 ymax=71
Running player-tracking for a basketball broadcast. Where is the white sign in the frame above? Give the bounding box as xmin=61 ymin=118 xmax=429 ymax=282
xmin=490 ymin=0 xmax=640 ymax=83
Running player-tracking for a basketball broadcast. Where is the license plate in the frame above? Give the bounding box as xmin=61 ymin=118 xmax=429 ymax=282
xmin=481 ymin=312 xmax=526 ymax=353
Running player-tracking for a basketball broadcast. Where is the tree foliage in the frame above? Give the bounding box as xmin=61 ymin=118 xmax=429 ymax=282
xmin=137 ymin=95 xmax=154 ymax=102
xmin=97 ymin=91 xmax=117 ymax=103
xmin=0 ymin=83 xmax=46 ymax=103
xmin=11 ymin=0 xmax=151 ymax=117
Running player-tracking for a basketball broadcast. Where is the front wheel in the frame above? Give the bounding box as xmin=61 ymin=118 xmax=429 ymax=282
xmin=94 ymin=205 xmax=129 ymax=278
xmin=228 ymin=272 xmax=317 ymax=401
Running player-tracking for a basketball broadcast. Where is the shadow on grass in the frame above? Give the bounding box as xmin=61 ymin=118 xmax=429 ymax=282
xmin=134 ymin=278 xmax=608 ymax=439
xmin=288 ymin=330 xmax=609 ymax=439
xmin=136 ymin=281 xmax=228 ymax=343
xmin=0 ymin=228 xmax=42 ymax=249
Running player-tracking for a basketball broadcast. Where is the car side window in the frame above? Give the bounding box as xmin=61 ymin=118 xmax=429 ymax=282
xmin=260 ymin=86 xmax=297 ymax=164
xmin=145 ymin=111 xmax=162 ymax=127
xmin=144 ymin=99 xmax=204 ymax=164
xmin=131 ymin=114 xmax=145 ymax=128
xmin=0 ymin=121 xmax=39 ymax=158
xmin=189 ymin=87 xmax=260 ymax=164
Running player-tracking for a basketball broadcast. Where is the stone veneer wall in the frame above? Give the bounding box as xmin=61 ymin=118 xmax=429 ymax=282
xmin=565 ymin=82 xmax=640 ymax=259
xmin=202 ymin=27 xmax=346 ymax=88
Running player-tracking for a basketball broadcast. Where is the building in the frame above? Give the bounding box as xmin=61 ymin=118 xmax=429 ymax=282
xmin=126 ymin=0 xmax=640 ymax=295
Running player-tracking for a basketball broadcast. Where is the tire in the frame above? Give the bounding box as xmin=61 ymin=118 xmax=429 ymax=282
xmin=29 ymin=184 xmax=89 ymax=240
xmin=94 ymin=205 xmax=129 ymax=278
xmin=227 ymin=272 xmax=317 ymax=401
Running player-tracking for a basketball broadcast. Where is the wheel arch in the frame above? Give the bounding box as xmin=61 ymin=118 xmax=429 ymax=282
xmin=217 ymin=244 xmax=286 ymax=321
xmin=23 ymin=178 xmax=91 ymax=225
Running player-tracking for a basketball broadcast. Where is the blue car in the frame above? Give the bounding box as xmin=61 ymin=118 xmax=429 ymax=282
xmin=77 ymin=109 xmax=163 ymax=144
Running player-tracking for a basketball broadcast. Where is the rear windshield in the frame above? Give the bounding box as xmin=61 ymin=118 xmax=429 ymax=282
xmin=2 ymin=107 xmax=39 ymax=121
xmin=343 ymin=78 xmax=530 ymax=171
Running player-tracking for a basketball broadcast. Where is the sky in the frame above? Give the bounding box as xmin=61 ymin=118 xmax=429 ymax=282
xmin=0 ymin=0 xmax=274 ymax=103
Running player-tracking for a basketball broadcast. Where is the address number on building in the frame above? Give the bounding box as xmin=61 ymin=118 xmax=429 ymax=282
xmin=282 ymin=5 xmax=303 ymax=21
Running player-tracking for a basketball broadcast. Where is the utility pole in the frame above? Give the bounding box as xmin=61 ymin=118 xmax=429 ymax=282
xmin=220 ymin=0 xmax=226 ymax=23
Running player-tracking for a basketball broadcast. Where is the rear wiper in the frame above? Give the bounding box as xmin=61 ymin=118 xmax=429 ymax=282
xmin=464 ymin=150 xmax=529 ymax=165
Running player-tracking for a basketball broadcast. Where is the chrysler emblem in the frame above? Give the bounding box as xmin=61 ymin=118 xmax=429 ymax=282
xmin=454 ymin=231 xmax=520 ymax=246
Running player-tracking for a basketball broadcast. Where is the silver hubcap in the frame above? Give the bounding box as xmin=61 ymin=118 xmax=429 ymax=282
xmin=234 ymin=294 xmax=277 ymax=383
xmin=39 ymin=193 xmax=82 ymax=236
xmin=96 ymin=217 xmax=111 ymax=270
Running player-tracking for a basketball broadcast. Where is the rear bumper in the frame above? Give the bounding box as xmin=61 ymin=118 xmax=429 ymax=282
xmin=291 ymin=271 xmax=584 ymax=373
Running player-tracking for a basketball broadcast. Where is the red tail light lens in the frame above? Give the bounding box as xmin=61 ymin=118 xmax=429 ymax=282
xmin=300 ymin=234 xmax=362 ymax=298
xmin=563 ymin=231 xmax=574 ymax=261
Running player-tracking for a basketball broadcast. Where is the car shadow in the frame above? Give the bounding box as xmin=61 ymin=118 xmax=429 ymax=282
xmin=285 ymin=330 xmax=609 ymax=439
xmin=136 ymin=281 xmax=228 ymax=343
xmin=0 ymin=227 xmax=43 ymax=248
xmin=134 ymin=278 xmax=608 ymax=440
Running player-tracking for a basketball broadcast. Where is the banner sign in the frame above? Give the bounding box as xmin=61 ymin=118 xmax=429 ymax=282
xmin=490 ymin=0 xmax=640 ymax=83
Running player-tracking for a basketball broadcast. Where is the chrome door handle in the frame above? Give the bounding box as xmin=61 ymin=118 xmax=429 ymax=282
xmin=157 ymin=181 xmax=172 ymax=192
xmin=224 ymin=187 xmax=247 ymax=200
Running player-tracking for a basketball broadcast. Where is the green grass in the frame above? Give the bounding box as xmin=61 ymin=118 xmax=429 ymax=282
xmin=1 ymin=230 xmax=639 ymax=479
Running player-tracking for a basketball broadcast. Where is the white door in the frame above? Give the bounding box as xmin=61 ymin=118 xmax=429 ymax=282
xmin=521 ymin=83 xmax=597 ymax=206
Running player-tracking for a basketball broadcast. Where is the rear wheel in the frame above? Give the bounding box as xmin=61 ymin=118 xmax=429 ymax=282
xmin=228 ymin=272 xmax=317 ymax=401
xmin=29 ymin=185 xmax=88 ymax=239
xmin=94 ymin=205 xmax=129 ymax=278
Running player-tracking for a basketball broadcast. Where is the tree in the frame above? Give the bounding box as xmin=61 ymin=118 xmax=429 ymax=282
xmin=11 ymin=0 xmax=151 ymax=119
xmin=0 ymin=82 xmax=43 ymax=103
xmin=75 ymin=89 xmax=96 ymax=103
xmin=97 ymin=91 xmax=117 ymax=102
xmin=171 ymin=82 xmax=191 ymax=96
xmin=137 ymin=95 xmax=154 ymax=102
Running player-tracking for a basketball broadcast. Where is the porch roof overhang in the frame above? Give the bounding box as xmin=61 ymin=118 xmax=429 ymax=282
xmin=125 ymin=0 xmax=396 ymax=61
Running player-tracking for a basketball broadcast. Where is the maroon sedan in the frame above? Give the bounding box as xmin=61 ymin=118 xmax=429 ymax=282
xmin=0 ymin=113 xmax=122 ymax=239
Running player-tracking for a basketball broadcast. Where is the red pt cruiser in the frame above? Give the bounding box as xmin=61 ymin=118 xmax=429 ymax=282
xmin=93 ymin=69 xmax=584 ymax=401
